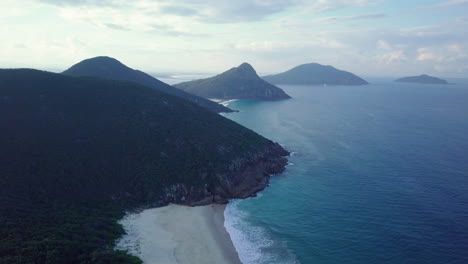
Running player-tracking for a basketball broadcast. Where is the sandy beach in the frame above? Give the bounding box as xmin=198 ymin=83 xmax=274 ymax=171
xmin=209 ymin=98 xmax=238 ymax=106
xmin=115 ymin=204 xmax=242 ymax=264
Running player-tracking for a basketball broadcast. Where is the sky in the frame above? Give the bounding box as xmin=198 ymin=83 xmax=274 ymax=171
xmin=1 ymin=0 xmax=468 ymax=77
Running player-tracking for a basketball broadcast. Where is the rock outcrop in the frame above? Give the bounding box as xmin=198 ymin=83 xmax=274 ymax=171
xmin=165 ymin=141 xmax=289 ymax=206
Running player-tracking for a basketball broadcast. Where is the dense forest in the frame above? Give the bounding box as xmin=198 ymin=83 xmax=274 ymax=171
xmin=63 ymin=56 xmax=233 ymax=113
xmin=0 ymin=69 xmax=288 ymax=263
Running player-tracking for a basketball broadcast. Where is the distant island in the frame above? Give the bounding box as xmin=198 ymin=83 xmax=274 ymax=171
xmin=394 ymin=74 xmax=448 ymax=84
xmin=262 ymin=63 xmax=368 ymax=85
xmin=0 ymin=69 xmax=288 ymax=263
xmin=174 ymin=63 xmax=291 ymax=100
xmin=63 ymin=56 xmax=233 ymax=113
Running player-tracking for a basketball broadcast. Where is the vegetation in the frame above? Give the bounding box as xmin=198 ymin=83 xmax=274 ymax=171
xmin=394 ymin=74 xmax=448 ymax=84
xmin=0 ymin=69 xmax=283 ymax=263
xmin=62 ymin=56 xmax=233 ymax=113
xmin=175 ymin=63 xmax=291 ymax=100
xmin=262 ymin=63 xmax=369 ymax=85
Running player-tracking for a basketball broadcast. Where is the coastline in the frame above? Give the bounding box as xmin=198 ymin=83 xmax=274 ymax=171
xmin=116 ymin=204 xmax=242 ymax=264
xmin=209 ymin=98 xmax=238 ymax=107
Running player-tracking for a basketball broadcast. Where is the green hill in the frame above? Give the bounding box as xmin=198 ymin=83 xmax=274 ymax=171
xmin=62 ymin=56 xmax=233 ymax=113
xmin=174 ymin=63 xmax=291 ymax=100
xmin=395 ymin=74 xmax=448 ymax=84
xmin=0 ymin=69 xmax=288 ymax=263
xmin=263 ymin=63 xmax=369 ymax=85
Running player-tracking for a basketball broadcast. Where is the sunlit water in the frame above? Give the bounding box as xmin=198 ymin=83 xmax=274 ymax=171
xmin=223 ymin=82 xmax=468 ymax=264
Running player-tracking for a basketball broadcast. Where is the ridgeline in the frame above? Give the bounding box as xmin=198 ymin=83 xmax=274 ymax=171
xmin=175 ymin=63 xmax=291 ymax=100
xmin=63 ymin=56 xmax=233 ymax=113
xmin=0 ymin=69 xmax=288 ymax=263
xmin=263 ymin=63 xmax=368 ymax=86
xmin=394 ymin=74 xmax=448 ymax=84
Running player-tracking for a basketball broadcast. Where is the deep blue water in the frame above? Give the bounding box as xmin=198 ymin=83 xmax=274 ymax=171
xmin=223 ymin=82 xmax=468 ymax=264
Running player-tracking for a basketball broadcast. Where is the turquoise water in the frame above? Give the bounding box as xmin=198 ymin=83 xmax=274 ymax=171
xmin=223 ymin=82 xmax=468 ymax=264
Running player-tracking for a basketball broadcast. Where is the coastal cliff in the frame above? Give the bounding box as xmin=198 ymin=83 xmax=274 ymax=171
xmin=161 ymin=141 xmax=289 ymax=206
xmin=0 ymin=68 xmax=288 ymax=263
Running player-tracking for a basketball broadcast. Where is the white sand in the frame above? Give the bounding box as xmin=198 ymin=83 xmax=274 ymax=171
xmin=115 ymin=204 xmax=242 ymax=264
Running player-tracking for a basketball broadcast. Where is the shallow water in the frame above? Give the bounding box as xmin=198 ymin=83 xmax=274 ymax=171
xmin=224 ymin=82 xmax=468 ymax=264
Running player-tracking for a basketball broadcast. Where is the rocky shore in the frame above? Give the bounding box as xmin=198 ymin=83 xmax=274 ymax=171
xmin=153 ymin=141 xmax=289 ymax=207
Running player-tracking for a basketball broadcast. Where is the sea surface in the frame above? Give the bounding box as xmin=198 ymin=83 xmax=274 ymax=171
xmin=221 ymin=81 xmax=468 ymax=264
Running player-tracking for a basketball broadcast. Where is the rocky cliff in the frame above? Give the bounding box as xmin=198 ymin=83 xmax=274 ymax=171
xmin=159 ymin=141 xmax=289 ymax=206
xmin=0 ymin=68 xmax=289 ymax=263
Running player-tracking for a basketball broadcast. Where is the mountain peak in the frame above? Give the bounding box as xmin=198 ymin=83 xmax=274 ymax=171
xmin=77 ymin=56 xmax=124 ymax=66
xmin=62 ymin=56 xmax=130 ymax=76
xmin=231 ymin=62 xmax=257 ymax=77
xmin=62 ymin=57 xmax=234 ymax=113
xmin=175 ymin=63 xmax=290 ymax=100
xmin=238 ymin=62 xmax=255 ymax=71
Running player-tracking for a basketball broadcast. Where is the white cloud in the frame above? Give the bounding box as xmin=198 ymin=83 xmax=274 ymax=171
xmin=426 ymin=0 xmax=468 ymax=8
xmin=304 ymin=0 xmax=383 ymax=12
xmin=377 ymin=40 xmax=391 ymax=50
xmin=37 ymin=0 xmax=386 ymax=23
xmin=416 ymin=48 xmax=444 ymax=62
xmin=2 ymin=0 xmax=467 ymax=76
xmin=376 ymin=50 xmax=408 ymax=64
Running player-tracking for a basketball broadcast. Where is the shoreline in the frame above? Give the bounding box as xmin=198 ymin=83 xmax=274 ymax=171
xmin=115 ymin=204 xmax=242 ymax=264
xmin=209 ymin=98 xmax=238 ymax=107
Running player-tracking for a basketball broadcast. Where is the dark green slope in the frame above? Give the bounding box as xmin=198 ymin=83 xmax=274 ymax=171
xmin=174 ymin=63 xmax=291 ymax=100
xmin=394 ymin=74 xmax=448 ymax=84
xmin=62 ymin=56 xmax=233 ymax=113
xmin=263 ymin=63 xmax=369 ymax=85
xmin=0 ymin=69 xmax=288 ymax=263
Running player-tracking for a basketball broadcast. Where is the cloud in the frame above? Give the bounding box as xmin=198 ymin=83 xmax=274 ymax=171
xmin=425 ymin=0 xmax=468 ymax=8
xmin=316 ymin=12 xmax=386 ymax=23
xmin=376 ymin=50 xmax=408 ymax=64
xmin=103 ymin=23 xmax=129 ymax=31
xmin=37 ymin=0 xmax=385 ymax=23
xmin=163 ymin=0 xmax=298 ymax=23
xmin=149 ymin=23 xmax=210 ymax=37
xmin=232 ymin=37 xmax=346 ymax=53
xmin=38 ymin=0 xmax=116 ymax=7
xmin=159 ymin=5 xmax=198 ymax=16
xmin=306 ymin=0 xmax=383 ymax=12
xmin=416 ymin=49 xmax=444 ymax=62
xmin=377 ymin=40 xmax=391 ymax=50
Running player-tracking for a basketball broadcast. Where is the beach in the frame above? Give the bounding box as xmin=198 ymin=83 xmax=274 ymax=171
xmin=115 ymin=204 xmax=242 ymax=264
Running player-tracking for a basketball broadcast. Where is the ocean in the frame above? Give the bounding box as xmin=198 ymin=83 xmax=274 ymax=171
xmin=221 ymin=81 xmax=468 ymax=264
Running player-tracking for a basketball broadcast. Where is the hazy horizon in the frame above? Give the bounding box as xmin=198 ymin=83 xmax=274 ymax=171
xmin=2 ymin=0 xmax=468 ymax=78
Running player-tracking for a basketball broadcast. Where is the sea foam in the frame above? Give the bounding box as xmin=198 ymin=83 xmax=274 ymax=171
xmin=224 ymin=200 xmax=299 ymax=264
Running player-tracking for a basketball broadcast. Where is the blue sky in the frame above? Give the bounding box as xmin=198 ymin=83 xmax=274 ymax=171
xmin=1 ymin=0 xmax=467 ymax=77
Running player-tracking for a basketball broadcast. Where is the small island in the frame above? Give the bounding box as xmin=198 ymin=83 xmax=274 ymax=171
xmin=394 ymin=74 xmax=448 ymax=84
xmin=174 ymin=63 xmax=291 ymax=100
xmin=262 ymin=63 xmax=368 ymax=86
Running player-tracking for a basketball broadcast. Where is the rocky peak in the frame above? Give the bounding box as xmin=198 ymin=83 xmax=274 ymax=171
xmin=238 ymin=62 xmax=256 ymax=73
